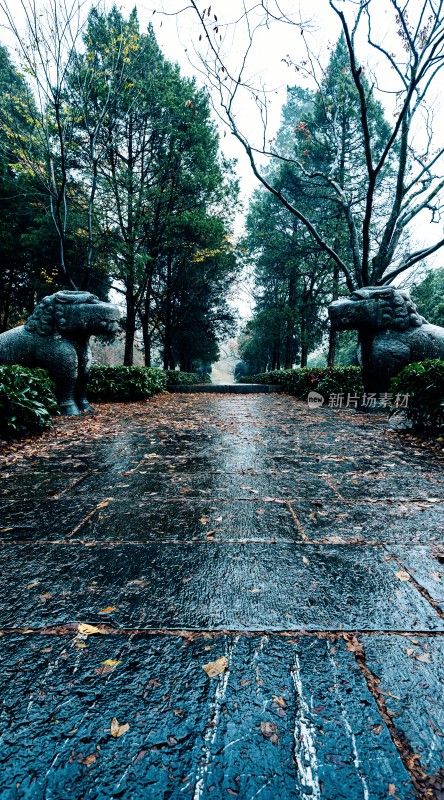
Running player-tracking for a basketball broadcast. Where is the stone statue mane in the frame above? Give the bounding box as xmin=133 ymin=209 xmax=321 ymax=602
xmin=0 ymin=290 xmax=120 ymax=415
xmin=23 ymin=291 xmax=118 ymax=338
xmin=328 ymin=286 xmax=444 ymax=393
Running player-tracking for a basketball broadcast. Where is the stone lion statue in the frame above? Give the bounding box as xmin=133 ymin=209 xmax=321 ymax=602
xmin=0 ymin=290 xmax=120 ymax=415
xmin=328 ymin=286 xmax=444 ymax=393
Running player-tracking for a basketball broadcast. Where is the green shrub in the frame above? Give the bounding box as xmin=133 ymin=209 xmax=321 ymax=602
xmin=0 ymin=365 xmax=58 ymax=439
xmin=390 ymin=360 xmax=444 ymax=433
xmin=165 ymin=370 xmax=211 ymax=385
xmin=238 ymin=366 xmax=363 ymax=399
xmin=88 ymin=365 xmax=167 ymax=402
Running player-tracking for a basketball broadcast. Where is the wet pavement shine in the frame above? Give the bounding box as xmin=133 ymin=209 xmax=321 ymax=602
xmin=1 ymin=393 xmax=444 ymax=799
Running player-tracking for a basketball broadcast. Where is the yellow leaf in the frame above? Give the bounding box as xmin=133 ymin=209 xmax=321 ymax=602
xmin=110 ymin=717 xmax=130 ymax=738
xmin=99 ymin=606 xmax=116 ymax=614
xmin=102 ymin=659 xmax=121 ymax=667
xmin=145 ymin=453 xmax=160 ymax=458
xmin=395 ymin=570 xmax=410 ymax=582
xmin=96 ymin=500 xmax=109 ymax=509
xmin=203 ymin=656 xmax=228 ymax=678
xmin=26 ymin=581 xmax=40 ymax=589
xmin=78 ymin=623 xmax=102 ymax=635
xmin=272 ymin=695 xmax=286 ymax=707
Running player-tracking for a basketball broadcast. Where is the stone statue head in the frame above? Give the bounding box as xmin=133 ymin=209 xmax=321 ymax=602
xmin=329 ymin=286 xmax=425 ymax=333
xmin=24 ymin=291 xmax=120 ymax=338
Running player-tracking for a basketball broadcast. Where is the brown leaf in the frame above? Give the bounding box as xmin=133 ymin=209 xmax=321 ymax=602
xmin=82 ymin=753 xmax=98 ymax=767
xmin=98 ymin=606 xmax=116 ymax=614
xmin=372 ymin=724 xmax=383 ymax=735
xmin=395 ymin=570 xmax=410 ymax=582
xmin=260 ymin=720 xmax=278 ymax=744
xmin=388 ymin=784 xmax=397 ymax=796
xmin=110 ymin=717 xmax=130 ymax=738
xmin=202 ymin=656 xmax=228 ymax=678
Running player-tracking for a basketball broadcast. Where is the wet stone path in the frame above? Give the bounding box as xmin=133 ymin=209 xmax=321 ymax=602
xmin=1 ymin=393 xmax=444 ymax=799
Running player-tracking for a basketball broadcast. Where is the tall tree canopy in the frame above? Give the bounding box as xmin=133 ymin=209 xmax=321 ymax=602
xmin=0 ymin=4 xmax=239 ymax=366
xmin=186 ymin=0 xmax=444 ymax=290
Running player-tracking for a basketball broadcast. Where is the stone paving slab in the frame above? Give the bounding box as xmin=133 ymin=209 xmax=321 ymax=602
xmin=389 ymin=546 xmax=444 ymax=612
xmin=362 ymin=635 xmax=444 ymax=777
xmin=0 ymin=498 xmax=96 ymax=541
xmin=291 ymin=499 xmax=444 ymax=544
xmin=0 ymin=633 xmax=414 ymax=800
xmin=71 ymin=498 xmax=301 ymax=543
xmin=72 ymin=471 xmax=340 ymax=502
xmin=2 ymin=542 xmax=442 ymax=631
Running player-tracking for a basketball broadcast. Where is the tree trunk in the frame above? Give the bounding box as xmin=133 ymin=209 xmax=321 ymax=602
xmin=328 ymin=262 xmax=340 ymax=366
xmin=163 ymin=252 xmax=173 ymax=370
xmin=124 ymin=292 xmax=136 ymax=366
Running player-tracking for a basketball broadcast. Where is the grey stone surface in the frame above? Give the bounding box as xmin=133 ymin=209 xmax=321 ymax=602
xmin=1 ymin=393 xmax=444 ymax=797
xmin=0 ymin=634 xmax=414 ymax=800
xmin=0 ymin=291 xmax=120 ymax=414
xmin=363 ymin=635 xmax=444 ymax=777
xmin=329 ymin=285 xmax=444 ymax=392
xmin=1 ymin=542 xmax=442 ymax=631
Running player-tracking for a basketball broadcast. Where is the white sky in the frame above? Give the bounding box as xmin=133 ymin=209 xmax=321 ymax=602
xmin=1 ymin=0 xmax=443 ymax=321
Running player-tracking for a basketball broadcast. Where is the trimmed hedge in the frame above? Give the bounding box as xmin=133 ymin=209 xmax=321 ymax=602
xmin=88 ymin=365 xmax=167 ymax=402
xmin=390 ymin=359 xmax=444 ymax=433
xmin=165 ymin=370 xmax=212 ymax=385
xmin=238 ymin=366 xmax=364 ymax=400
xmin=0 ymin=365 xmax=58 ymax=439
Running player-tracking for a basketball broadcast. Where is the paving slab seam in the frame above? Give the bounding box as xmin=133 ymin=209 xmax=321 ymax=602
xmin=383 ymin=546 xmax=444 ymax=621
xmin=4 ymin=627 xmax=444 ymax=637
xmin=343 ymin=632 xmax=434 ymax=798
xmin=2 ymin=537 xmax=428 ymax=547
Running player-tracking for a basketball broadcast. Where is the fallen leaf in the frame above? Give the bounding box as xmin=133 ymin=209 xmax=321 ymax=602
xmin=395 ymin=570 xmax=410 ymax=582
xmin=98 ymin=606 xmax=116 ymax=614
xmin=82 ymin=753 xmax=98 ymax=767
xmin=260 ymin=720 xmax=278 ymax=744
xmin=78 ymin=623 xmax=102 ymax=635
xmin=96 ymin=500 xmax=109 ymax=509
xmin=406 ymin=648 xmax=414 ymax=657
xmin=199 ymin=518 xmax=209 ymax=524
xmin=302 ymin=556 xmax=309 ymax=565
xmin=26 ymin=581 xmax=40 ymax=590
xmin=388 ymin=784 xmax=397 ymax=796
xmin=202 ymin=656 xmax=228 ymax=678
xmin=272 ymin=695 xmax=286 ymax=707
xmin=372 ymin=724 xmax=383 ymax=735
xmin=416 ymin=653 xmax=431 ymax=663
xmin=110 ymin=717 xmax=130 ymax=738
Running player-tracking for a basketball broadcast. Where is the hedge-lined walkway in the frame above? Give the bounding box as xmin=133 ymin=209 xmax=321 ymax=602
xmin=1 ymin=393 xmax=444 ymax=798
